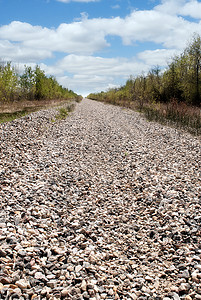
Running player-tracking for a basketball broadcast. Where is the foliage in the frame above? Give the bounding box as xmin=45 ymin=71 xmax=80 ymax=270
xmin=143 ymin=100 xmax=201 ymax=135
xmin=0 ymin=100 xmax=77 ymax=124
xmin=55 ymin=107 xmax=69 ymax=120
xmin=52 ymin=103 xmax=76 ymax=122
xmin=0 ymin=62 xmax=80 ymax=103
xmin=0 ymin=62 xmax=18 ymax=102
xmin=88 ymin=34 xmax=201 ymax=134
xmin=0 ymin=110 xmax=28 ymax=123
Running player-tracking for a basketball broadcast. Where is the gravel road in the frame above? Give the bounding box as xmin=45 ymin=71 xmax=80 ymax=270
xmin=0 ymin=98 xmax=201 ymax=300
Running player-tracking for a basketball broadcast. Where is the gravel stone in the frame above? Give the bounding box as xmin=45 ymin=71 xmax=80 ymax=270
xmin=15 ymin=279 xmax=29 ymax=289
xmin=0 ymin=98 xmax=200 ymax=299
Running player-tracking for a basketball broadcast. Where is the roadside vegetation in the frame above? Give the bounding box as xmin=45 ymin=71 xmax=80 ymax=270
xmin=52 ymin=103 xmax=76 ymax=122
xmin=0 ymin=63 xmax=82 ymax=122
xmin=0 ymin=110 xmax=29 ymax=124
xmin=88 ymin=34 xmax=201 ymax=135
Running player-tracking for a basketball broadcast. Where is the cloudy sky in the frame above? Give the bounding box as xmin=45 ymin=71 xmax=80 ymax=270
xmin=0 ymin=0 xmax=201 ymax=96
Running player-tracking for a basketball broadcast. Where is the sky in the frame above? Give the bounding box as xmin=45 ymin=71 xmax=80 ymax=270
xmin=0 ymin=0 xmax=201 ymax=96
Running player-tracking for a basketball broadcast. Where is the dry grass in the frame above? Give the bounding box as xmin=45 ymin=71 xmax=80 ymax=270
xmin=0 ymin=99 xmax=74 ymax=113
xmin=0 ymin=99 xmax=77 ymax=123
xmin=142 ymin=100 xmax=201 ymax=135
xmin=94 ymin=96 xmax=201 ymax=135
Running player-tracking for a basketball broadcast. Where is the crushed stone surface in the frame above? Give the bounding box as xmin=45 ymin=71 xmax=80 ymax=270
xmin=0 ymin=98 xmax=201 ymax=300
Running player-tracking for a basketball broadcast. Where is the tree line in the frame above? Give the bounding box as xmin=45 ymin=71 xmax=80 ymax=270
xmin=0 ymin=63 xmax=79 ymax=102
xmin=88 ymin=34 xmax=201 ymax=108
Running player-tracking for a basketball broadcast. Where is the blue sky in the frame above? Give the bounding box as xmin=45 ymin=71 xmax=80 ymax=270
xmin=0 ymin=0 xmax=201 ymax=96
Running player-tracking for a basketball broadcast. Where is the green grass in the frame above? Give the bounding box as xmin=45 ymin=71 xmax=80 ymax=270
xmin=0 ymin=110 xmax=29 ymax=123
xmin=52 ymin=103 xmax=76 ymax=122
xmin=55 ymin=107 xmax=69 ymax=120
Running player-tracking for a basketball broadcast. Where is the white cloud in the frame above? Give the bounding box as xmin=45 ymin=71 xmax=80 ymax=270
xmin=57 ymin=54 xmax=149 ymax=77
xmin=1 ymin=0 xmax=201 ymax=95
xmin=58 ymin=74 xmax=111 ymax=96
xmin=180 ymin=0 xmax=201 ymax=19
xmin=137 ymin=49 xmax=181 ymax=66
xmin=0 ymin=40 xmax=52 ymax=62
xmin=57 ymin=74 xmax=120 ymax=96
xmin=0 ymin=21 xmax=49 ymax=42
xmin=0 ymin=20 xmax=109 ymax=55
xmin=0 ymin=6 xmax=201 ymax=61
xmin=39 ymin=54 xmax=150 ymax=95
xmin=104 ymin=9 xmax=201 ymax=49
xmin=155 ymin=0 xmax=186 ymax=15
xmin=156 ymin=0 xmax=201 ymax=19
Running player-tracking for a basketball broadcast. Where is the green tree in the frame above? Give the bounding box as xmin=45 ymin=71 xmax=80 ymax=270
xmin=34 ymin=66 xmax=47 ymax=100
xmin=0 ymin=62 xmax=18 ymax=102
xmin=162 ymin=59 xmax=182 ymax=102
xmin=20 ymin=66 xmax=36 ymax=100
xmin=185 ymin=34 xmax=201 ymax=106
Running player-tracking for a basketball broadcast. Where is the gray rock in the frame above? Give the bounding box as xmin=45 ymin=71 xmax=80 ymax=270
xmin=171 ymin=292 xmax=180 ymax=300
xmin=0 ymin=98 xmax=201 ymax=299
xmin=179 ymin=270 xmax=190 ymax=279
xmin=16 ymin=279 xmax=29 ymax=289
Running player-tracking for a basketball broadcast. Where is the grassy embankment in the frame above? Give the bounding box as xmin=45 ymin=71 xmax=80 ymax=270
xmin=0 ymin=98 xmax=82 ymax=123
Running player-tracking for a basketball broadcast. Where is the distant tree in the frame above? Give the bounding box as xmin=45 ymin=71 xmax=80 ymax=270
xmin=185 ymin=33 xmax=201 ymax=106
xmin=20 ymin=66 xmax=36 ymax=100
xmin=0 ymin=62 xmax=79 ymax=102
xmin=162 ymin=59 xmax=182 ymax=102
xmin=146 ymin=66 xmax=161 ymax=103
xmin=0 ymin=62 xmax=18 ymax=102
